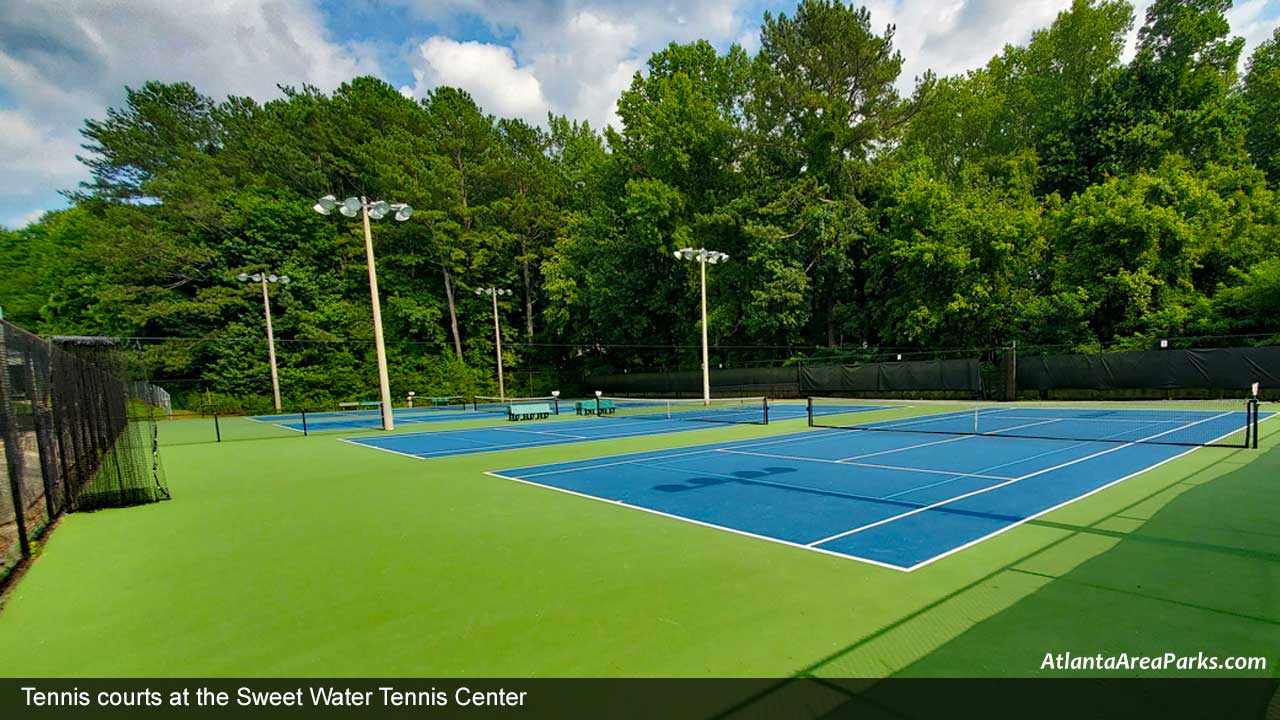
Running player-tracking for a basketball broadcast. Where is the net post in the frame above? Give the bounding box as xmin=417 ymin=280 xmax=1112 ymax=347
xmin=762 ymin=397 xmax=770 ymax=425
xmin=552 ymin=398 xmax=559 ymax=415
xmin=213 ymin=411 xmax=221 ymax=443
xmin=807 ymin=397 xmax=813 ymax=427
xmin=1252 ymin=399 xmax=1259 ymax=450
xmin=301 ymin=408 xmax=308 ymax=437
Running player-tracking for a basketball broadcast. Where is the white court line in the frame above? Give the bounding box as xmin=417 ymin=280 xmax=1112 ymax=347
xmin=485 ymin=426 xmax=593 ymax=440
xmin=484 ymin=409 xmax=1257 ymax=573
xmin=348 ymin=418 xmax=758 ymax=461
xmin=483 ymin=407 xmax=1254 ymax=568
xmin=510 ymin=430 xmax=854 ymax=479
xmin=715 ymin=449 xmax=1016 ymax=481
xmin=900 ymin=417 xmax=1254 ymax=571
xmin=836 ymin=434 xmax=974 ymax=462
xmin=805 ymin=410 xmax=1233 ymax=548
xmin=483 ymin=470 xmax=910 ymax=572
xmin=335 ymin=436 xmax=425 ymax=461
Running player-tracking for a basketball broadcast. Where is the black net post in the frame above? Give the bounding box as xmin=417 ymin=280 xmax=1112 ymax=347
xmin=762 ymin=397 xmax=770 ymax=425
xmin=300 ymin=408 xmax=308 ymax=437
xmin=1252 ymin=400 xmax=1260 ymax=450
xmin=807 ymin=397 xmax=814 ymax=427
xmin=213 ymin=411 xmax=221 ymax=443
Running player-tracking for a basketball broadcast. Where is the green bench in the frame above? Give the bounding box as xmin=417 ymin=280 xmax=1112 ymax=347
xmin=338 ymin=400 xmax=381 ymax=412
xmin=508 ymin=402 xmax=553 ymax=421
xmin=576 ymin=399 xmax=616 ymax=415
xmin=430 ymin=397 xmax=460 ymax=407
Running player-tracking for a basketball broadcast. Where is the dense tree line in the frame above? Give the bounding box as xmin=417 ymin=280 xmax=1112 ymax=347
xmin=1 ymin=0 xmax=1278 ymax=409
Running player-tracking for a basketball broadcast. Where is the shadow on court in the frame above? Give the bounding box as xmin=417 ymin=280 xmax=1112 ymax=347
xmin=711 ymin=441 xmax=1280 ymax=718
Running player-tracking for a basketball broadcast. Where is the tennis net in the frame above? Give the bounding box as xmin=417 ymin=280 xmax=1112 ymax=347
xmin=473 ymin=395 xmax=560 ymax=414
xmin=807 ymin=397 xmax=1262 ymax=448
xmin=593 ymin=396 xmax=769 ymax=425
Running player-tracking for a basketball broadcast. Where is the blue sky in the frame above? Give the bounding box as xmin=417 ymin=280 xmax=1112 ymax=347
xmin=1 ymin=0 xmax=1276 ymax=229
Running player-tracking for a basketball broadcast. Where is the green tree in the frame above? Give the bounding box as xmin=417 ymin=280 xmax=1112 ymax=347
xmin=1243 ymin=28 xmax=1280 ymax=182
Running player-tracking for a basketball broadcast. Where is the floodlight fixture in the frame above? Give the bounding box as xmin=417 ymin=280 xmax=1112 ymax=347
xmin=313 ymin=195 xmax=337 ymax=215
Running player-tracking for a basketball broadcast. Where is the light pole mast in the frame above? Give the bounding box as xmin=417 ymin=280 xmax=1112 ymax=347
xmin=475 ymin=287 xmax=513 ymax=400
xmin=313 ymin=195 xmax=413 ymax=431
xmin=674 ymin=248 xmax=729 ymax=406
xmin=237 ymin=271 xmax=291 ymax=412
xmin=700 ymin=256 xmax=709 ymax=405
xmin=360 ymin=197 xmax=394 ymax=431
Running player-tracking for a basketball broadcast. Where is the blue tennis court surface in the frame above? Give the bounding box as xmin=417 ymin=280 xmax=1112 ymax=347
xmin=489 ymin=427 xmax=1238 ymax=571
xmin=253 ymin=405 xmax=494 ymax=432
xmin=342 ymin=402 xmax=873 ymax=458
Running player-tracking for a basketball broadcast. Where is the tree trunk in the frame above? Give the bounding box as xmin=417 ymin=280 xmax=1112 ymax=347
xmin=826 ymin=302 xmax=837 ymax=348
xmin=443 ymin=267 xmax=463 ymax=359
xmin=521 ymin=238 xmax=534 ymax=338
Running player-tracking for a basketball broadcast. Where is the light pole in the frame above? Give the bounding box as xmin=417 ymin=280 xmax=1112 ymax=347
xmin=475 ymin=287 xmax=513 ymax=400
xmin=237 ymin=271 xmax=290 ymax=411
xmin=313 ymin=194 xmax=413 ymax=431
xmin=674 ymin=248 xmax=729 ymax=405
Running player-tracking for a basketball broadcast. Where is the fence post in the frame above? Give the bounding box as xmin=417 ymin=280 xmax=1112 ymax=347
xmin=1003 ymin=346 xmax=1018 ymax=402
xmin=25 ymin=347 xmax=58 ymax=520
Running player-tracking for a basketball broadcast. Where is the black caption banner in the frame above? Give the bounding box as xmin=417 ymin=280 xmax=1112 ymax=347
xmin=5 ymin=679 xmax=1279 ymax=719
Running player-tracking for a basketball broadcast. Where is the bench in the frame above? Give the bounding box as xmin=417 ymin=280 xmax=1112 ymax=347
xmin=338 ymin=400 xmax=381 ymax=412
xmin=577 ymin=399 xmax=616 ymax=415
xmin=508 ymin=402 xmax=553 ymax=421
xmin=430 ymin=397 xmax=458 ymax=407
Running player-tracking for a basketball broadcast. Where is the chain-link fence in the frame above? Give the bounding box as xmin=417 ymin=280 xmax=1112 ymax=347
xmin=1 ymin=321 xmax=169 ymax=588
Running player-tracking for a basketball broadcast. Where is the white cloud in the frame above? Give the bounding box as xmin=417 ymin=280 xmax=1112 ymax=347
xmin=1229 ymin=0 xmax=1280 ymax=62
xmin=395 ymin=1 xmax=756 ymax=130
xmin=862 ymin=0 xmax=1070 ymax=89
xmin=0 ymin=110 xmax=84 ymax=196
xmin=408 ymin=38 xmax=551 ymax=123
xmin=4 ymin=207 xmax=48 ymax=230
xmin=0 ymin=0 xmax=381 ymax=217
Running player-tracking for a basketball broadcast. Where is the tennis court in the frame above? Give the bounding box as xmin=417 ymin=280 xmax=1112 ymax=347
xmin=341 ymin=397 xmax=869 ymax=458
xmin=489 ymin=402 xmax=1269 ymax=570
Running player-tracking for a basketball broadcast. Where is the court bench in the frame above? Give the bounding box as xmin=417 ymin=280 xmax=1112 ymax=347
xmin=429 ymin=397 xmax=458 ymax=407
xmin=508 ymin=402 xmax=553 ymax=421
xmin=337 ymin=400 xmax=382 ymax=411
xmin=574 ymin=399 xmax=616 ymax=415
